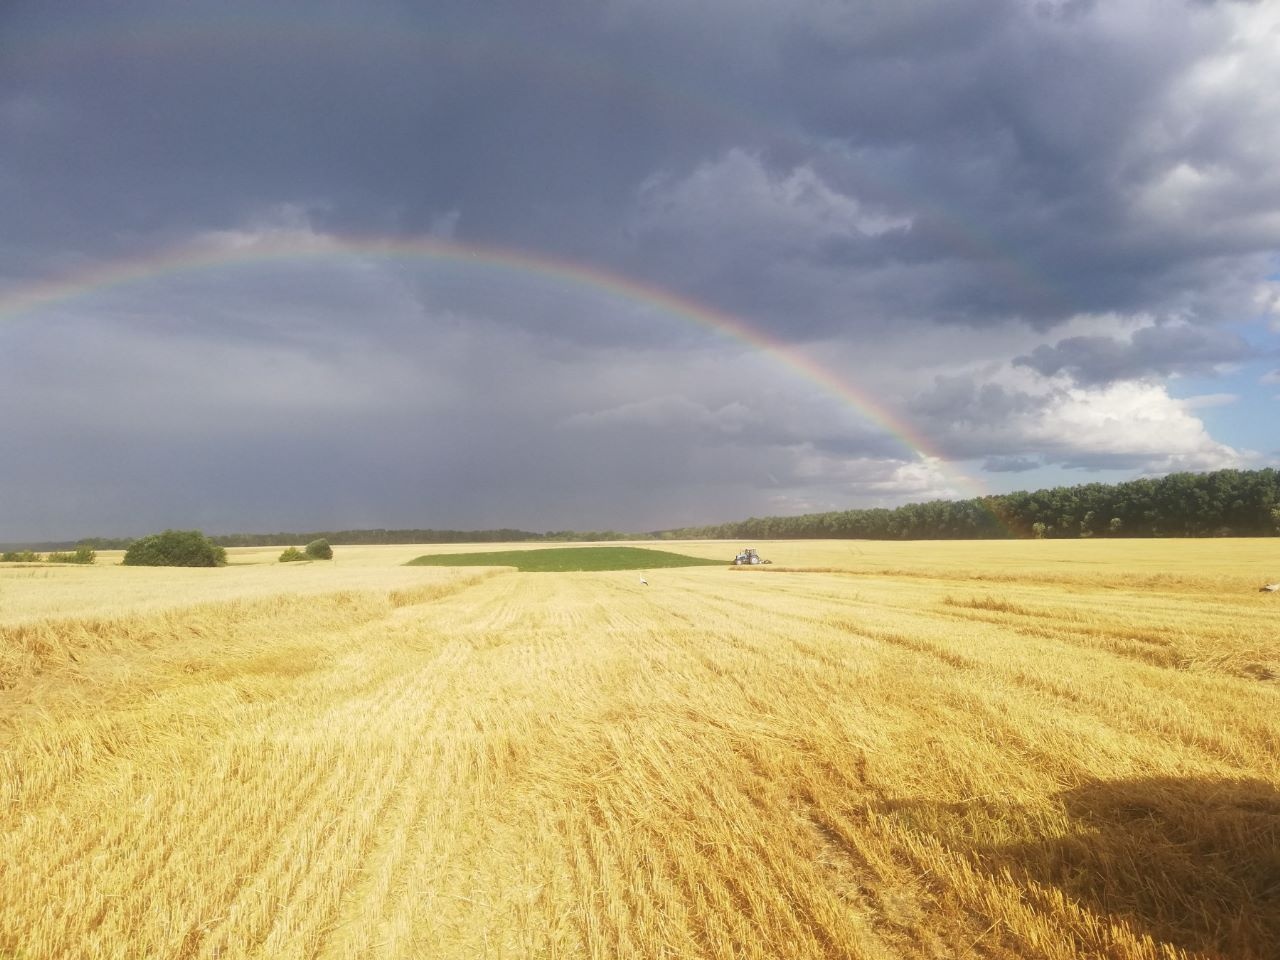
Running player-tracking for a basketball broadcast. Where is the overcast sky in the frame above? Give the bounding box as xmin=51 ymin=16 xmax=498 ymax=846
xmin=3 ymin=0 xmax=1279 ymax=540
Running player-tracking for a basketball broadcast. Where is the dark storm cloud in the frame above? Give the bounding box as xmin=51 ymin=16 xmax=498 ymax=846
xmin=911 ymin=374 xmax=1043 ymax=428
xmin=1014 ymin=324 xmax=1255 ymax=385
xmin=5 ymin=0 xmax=1278 ymax=336
xmin=0 ymin=0 xmax=740 ymax=262
xmin=982 ymin=456 xmax=1042 ymax=474
xmin=2 ymin=0 xmax=1277 ymax=536
xmin=614 ymin=0 xmax=1280 ymax=333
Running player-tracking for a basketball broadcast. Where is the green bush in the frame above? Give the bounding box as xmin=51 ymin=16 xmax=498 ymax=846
xmin=304 ymin=538 xmax=333 ymax=560
xmin=122 ymin=530 xmax=226 ymax=567
xmin=279 ymin=546 xmax=307 ymax=562
xmin=1 ymin=550 xmax=40 ymax=562
xmin=46 ymin=546 xmax=96 ymax=564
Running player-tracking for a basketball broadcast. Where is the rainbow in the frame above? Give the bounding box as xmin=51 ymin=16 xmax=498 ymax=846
xmin=0 ymin=232 xmax=990 ymax=502
xmin=0 ymin=9 xmax=1094 ymax=533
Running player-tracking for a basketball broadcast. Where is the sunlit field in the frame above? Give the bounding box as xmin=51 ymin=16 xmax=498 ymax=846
xmin=2 ymin=540 xmax=1277 ymax=959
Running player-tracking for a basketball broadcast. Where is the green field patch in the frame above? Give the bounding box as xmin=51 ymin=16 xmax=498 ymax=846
xmin=406 ymin=546 xmax=722 ymax=572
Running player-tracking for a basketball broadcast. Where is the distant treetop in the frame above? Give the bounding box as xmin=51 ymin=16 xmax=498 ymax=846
xmin=122 ymin=530 xmax=227 ymax=567
xmin=304 ymin=538 xmax=333 ymax=560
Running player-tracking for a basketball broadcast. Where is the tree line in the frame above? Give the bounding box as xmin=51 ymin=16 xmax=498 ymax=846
xmin=7 ymin=468 xmax=1278 ymax=552
xmin=5 ymin=527 xmax=636 ymax=552
xmin=64 ymin=527 xmax=639 ymax=551
xmin=660 ymin=468 xmax=1280 ymax=541
xmin=0 ymin=546 xmax=96 ymax=564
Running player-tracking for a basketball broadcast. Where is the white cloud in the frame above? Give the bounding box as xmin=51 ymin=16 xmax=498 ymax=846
xmin=1258 ymin=282 xmax=1280 ymax=331
xmin=1178 ymin=393 xmax=1238 ymax=410
xmin=634 ymin=149 xmax=911 ymax=248
xmin=1126 ymin=4 xmax=1280 ymax=244
xmin=912 ymin=359 xmax=1248 ymax=474
xmin=1014 ymin=380 xmax=1246 ymax=471
xmin=790 ymin=450 xmax=967 ymax=502
xmin=191 ymin=206 xmax=339 ymax=256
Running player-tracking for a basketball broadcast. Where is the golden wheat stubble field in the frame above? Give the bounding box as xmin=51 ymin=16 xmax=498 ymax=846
xmin=1 ymin=541 xmax=1277 ymax=960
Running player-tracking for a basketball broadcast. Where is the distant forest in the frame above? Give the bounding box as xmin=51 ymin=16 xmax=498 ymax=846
xmin=67 ymin=528 xmax=558 ymax=552
xmin=661 ymin=468 xmax=1280 ymax=541
xmin=9 ymin=468 xmax=1279 ymax=552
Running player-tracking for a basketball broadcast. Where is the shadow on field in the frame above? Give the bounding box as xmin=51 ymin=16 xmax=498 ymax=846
xmin=975 ymin=776 xmax=1280 ymax=957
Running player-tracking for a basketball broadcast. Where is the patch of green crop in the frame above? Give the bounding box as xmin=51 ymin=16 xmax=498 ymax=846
xmin=406 ymin=546 xmax=722 ymax=572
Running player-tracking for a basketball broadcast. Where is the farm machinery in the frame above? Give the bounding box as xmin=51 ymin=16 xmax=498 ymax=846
xmin=732 ymin=548 xmax=771 ymax=565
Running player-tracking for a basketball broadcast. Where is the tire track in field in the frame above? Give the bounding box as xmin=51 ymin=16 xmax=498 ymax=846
xmin=315 ymin=647 xmax=464 ymax=959
xmin=504 ymin=581 xmax=890 ymax=960
xmin=327 ymin=673 xmax=542 ymax=958
xmin=224 ymin=663 xmax=454 ymax=958
xmin=352 ymin=573 xmax=714 ymax=957
xmin=204 ymin=618 xmax=484 ymax=957
xmin=312 ymin=573 xmax=645 ymax=959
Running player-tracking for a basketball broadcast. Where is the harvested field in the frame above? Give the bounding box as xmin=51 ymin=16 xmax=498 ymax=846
xmin=406 ymin=545 xmax=722 ymax=571
xmin=1 ymin=540 xmax=1277 ymax=959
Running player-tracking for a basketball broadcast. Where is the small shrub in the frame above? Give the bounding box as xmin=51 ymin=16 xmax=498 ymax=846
xmin=1 ymin=550 xmax=40 ymax=562
xmin=279 ymin=547 xmax=307 ymax=562
xmin=46 ymin=546 xmax=96 ymax=564
xmin=304 ymin=538 xmax=333 ymax=560
xmin=123 ymin=530 xmax=226 ymax=567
